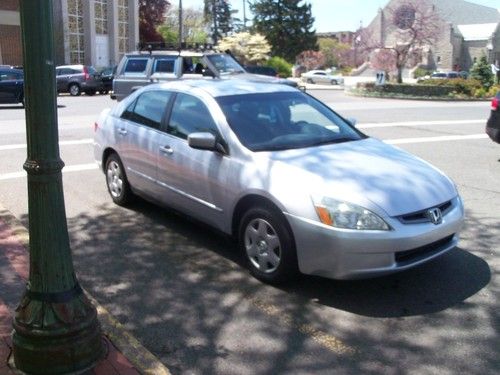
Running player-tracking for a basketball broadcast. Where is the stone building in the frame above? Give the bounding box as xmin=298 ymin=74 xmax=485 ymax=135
xmin=363 ymin=0 xmax=500 ymax=72
xmin=0 ymin=0 xmax=139 ymax=68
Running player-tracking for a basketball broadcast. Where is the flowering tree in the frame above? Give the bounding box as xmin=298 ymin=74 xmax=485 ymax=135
xmin=358 ymin=0 xmax=440 ymax=83
xmin=371 ymin=49 xmax=397 ymax=81
xmin=217 ymin=32 xmax=271 ymax=65
xmin=296 ymin=50 xmax=325 ymax=71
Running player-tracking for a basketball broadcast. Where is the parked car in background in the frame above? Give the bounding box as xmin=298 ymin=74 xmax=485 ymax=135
xmin=486 ymin=91 xmax=500 ymax=143
xmin=430 ymin=71 xmax=462 ymax=79
xmin=112 ymin=46 xmax=298 ymax=101
xmin=56 ymin=64 xmax=102 ymax=96
xmin=94 ymin=79 xmax=464 ymax=284
xmin=244 ymin=65 xmax=278 ymax=77
xmin=0 ymin=68 xmax=24 ymax=106
xmin=301 ymin=70 xmax=344 ymax=85
xmin=98 ymin=66 xmax=116 ymax=94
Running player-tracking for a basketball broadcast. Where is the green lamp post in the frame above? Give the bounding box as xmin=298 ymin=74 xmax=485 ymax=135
xmin=12 ymin=0 xmax=104 ymax=373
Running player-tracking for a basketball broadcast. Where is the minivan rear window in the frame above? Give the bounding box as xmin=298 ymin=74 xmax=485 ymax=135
xmin=123 ymin=58 xmax=149 ymax=75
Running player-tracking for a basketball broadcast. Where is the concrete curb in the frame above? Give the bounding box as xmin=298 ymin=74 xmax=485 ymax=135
xmin=0 ymin=203 xmax=171 ymax=375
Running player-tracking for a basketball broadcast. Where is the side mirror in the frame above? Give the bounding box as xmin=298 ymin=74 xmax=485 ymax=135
xmin=188 ymin=132 xmax=228 ymax=154
xmin=202 ymin=69 xmax=215 ymax=78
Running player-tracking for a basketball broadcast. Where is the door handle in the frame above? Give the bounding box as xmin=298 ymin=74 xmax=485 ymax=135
xmin=160 ymin=146 xmax=173 ymax=155
xmin=117 ymin=128 xmax=127 ymax=136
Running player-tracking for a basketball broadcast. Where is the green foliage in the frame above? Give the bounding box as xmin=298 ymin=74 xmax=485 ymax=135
xmin=251 ymin=0 xmax=317 ymax=62
xmin=266 ymin=56 xmax=292 ymax=77
xmin=357 ymin=78 xmax=493 ymax=98
xmin=158 ymin=6 xmax=209 ymax=45
xmin=470 ymin=55 xmax=494 ymax=89
xmin=413 ymin=67 xmax=432 ymax=79
xmin=139 ymin=0 xmax=171 ymax=42
xmin=417 ymin=78 xmax=481 ymax=96
xmin=204 ymin=0 xmax=234 ymax=43
xmin=318 ymin=38 xmax=351 ymax=69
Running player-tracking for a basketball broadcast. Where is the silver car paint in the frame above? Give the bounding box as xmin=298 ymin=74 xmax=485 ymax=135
xmin=94 ymin=80 xmax=464 ymax=280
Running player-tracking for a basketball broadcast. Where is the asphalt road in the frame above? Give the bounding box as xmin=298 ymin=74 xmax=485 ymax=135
xmin=0 ymin=90 xmax=498 ymax=374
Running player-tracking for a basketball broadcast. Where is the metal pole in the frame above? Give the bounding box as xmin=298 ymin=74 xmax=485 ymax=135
xmin=179 ymin=0 xmax=183 ymax=49
xmin=212 ymin=0 xmax=218 ymax=45
xmin=242 ymin=0 xmax=247 ymax=31
xmin=12 ymin=1 xmax=103 ymax=373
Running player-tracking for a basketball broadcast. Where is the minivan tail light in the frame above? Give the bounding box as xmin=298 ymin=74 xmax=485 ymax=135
xmin=83 ymin=66 xmax=90 ymax=81
xmin=492 ymin=97 xmax=499 ymax=111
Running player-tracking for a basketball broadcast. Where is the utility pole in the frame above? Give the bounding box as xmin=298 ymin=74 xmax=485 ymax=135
xmin=179 ymin=0 xmax=183 ymax=49
xmin=12 ymin=0 xmax=103 ymax=373
xmin=212 ymin=0 xmax=218 ymax=45
xmin=242 ymin=0 xmax=247 ymax=30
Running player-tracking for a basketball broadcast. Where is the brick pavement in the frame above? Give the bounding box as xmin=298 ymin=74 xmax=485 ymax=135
xmin=0 ymin=208 xmax=169 ymax=374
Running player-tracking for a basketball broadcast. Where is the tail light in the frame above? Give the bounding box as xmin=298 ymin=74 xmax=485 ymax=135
xmin=94 ymin=122 xmax=99 ymax=132
xmin=492 ymin=97 xmax=498 ymax=111
xmin=83 ymin=66 xmax=90 ymax=81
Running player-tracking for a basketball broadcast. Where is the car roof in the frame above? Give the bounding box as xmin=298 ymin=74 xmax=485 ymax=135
xmin=147 ymin=79 xmax=298 ymax=98
xmin=0 ymin=68 xmax=23 ymax=74
xmin=56 ymin=64 xmax=85 ymax=69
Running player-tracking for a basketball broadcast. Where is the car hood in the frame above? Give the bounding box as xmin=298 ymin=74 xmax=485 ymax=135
xmin=266 ymin=138 xmax=457 ymax=217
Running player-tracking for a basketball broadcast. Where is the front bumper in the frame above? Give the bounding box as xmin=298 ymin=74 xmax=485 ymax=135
xmin=285 ymin=196 xmax=464 ymax=280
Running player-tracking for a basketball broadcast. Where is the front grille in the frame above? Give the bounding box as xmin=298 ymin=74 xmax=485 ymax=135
xmin=398 ymin=200 xmax=453 ymax=224
xmin=395 ymin=234 xmax=455 ymax=265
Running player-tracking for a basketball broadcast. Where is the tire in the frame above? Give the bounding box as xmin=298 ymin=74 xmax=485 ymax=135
xmin=69 ymin=83 xmax=81 ymax=96
xmin=99 ymin=90 xmax=109 ymax=95
xmin=85 ymin=90 xmax=96 ymax=96
xmin=105 ymin=153 xmax=133 ymax=206
xmin=306 ymin=78 xmax=313 ymax=84
xmin=331 ymin=79 xmax=337 ymax=85
xmin=238 ymin=206 xmax=298 ymax=284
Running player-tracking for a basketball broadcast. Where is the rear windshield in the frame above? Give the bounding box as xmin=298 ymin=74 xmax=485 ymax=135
xmin=123 ymin=58 xmax=149 ymax=75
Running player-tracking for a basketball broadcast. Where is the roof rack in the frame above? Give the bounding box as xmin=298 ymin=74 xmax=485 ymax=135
xmin=136 ymin=42 xmax=215 ymax=54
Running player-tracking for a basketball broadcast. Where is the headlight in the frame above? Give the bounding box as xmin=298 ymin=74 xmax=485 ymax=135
xmin=312 ymin=196 xmax=391 ymax=231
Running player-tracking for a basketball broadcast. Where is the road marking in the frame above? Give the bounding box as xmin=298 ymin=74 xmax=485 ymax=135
xmin=0 ymin=139 xmax=93 ymax=151
xmin=357 ymin=119 xmax=484 ymax=129
xmin=0 ymin=163 xmax=98 ymax=181
xmin=386 ymin=133 xmax=488 ymax=144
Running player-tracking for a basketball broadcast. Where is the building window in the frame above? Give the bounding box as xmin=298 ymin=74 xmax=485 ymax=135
xmin=118 ymin=0 xmax=129 ymax=56
xmin=394 ymin=5 xmax=415 ymax=30
xmin=95 ymin=0 xmax=108 ymax=35
xmin=67 ymin=0 xmax=84 ymax=63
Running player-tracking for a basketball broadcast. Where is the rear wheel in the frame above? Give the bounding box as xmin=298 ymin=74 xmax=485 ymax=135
xmin=105 ymin=153 xmax=133 ymax=206
xmin=239 ymin=206 xmax=298 ymax=284
xmin=85 ymin=89 xmax=96 ymax=96
xmin=69 ymin=83 xmax=81 ymax=96
xmin=306 ymin=78 xmax=313 ymax=84
xmin=331 ymin=79 xmax=337 ymax=85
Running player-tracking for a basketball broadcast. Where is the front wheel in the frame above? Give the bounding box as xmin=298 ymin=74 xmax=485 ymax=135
xmin=331 ymin=79 xmax=337 ymax=85
xmin=239 ymin=206 xmax=298 ymax=284
xmin=105 ymin=153 xmax=133 ymax=206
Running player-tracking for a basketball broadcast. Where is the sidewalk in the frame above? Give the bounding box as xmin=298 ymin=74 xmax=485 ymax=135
xmin=0 ymin=206 xmax=170 ymax=375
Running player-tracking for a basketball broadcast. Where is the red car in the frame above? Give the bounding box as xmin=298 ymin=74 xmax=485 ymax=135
xmin=486 ymin=91 xmax=500 ymax=143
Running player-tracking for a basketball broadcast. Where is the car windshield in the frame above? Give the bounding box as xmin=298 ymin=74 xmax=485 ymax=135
xmin=205 ymin=54 xmax=245 ymax=75
xmin=217 ymin=92 xmax=365 ymax=151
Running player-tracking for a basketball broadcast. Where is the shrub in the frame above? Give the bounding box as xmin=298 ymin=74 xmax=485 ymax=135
xmin=417 ymin=78 xmax=482 ymax=96
xmin=470 ymin=55 xmax=494 ymax=89
xmin=413 ymin=67 xmax=432 ymax=79
xmin=266 ymin=56 xmax=292 ymax=78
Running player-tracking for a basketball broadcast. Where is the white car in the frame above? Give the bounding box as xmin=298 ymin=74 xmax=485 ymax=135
xmin=301 ymin=70 xmax=344 ymax=85
xmin=94 ymin=79 xmax=464 ymax=284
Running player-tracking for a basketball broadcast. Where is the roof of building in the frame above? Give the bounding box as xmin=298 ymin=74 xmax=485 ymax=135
xmin=457 ymin=23 xmax=498 ymax=41
xmin=431 ymin=0 xmax=500 ymax=25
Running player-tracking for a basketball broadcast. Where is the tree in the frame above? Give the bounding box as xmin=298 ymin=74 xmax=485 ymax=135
xmin=318 ymin=38 xmax=352 ymax=69
xmin=158 ymin=5 xmax=210 ymax=45
xmin=139 ymin=0 xmax=171 ymax=43
xmin=251 ymin=0 xmax=317 ymax=63
xmin=204 ymin=0 xmax=235 ymax=44
xmin=371 ymin=48 xmax=397 ymax=81
xmin=296 ymin=50 xmax=325 ymax=71
xmin=217 ymin=32 xmax=271 ymax=64
xmin=358 ymin=0 xmax=440 ymax=83
xmin=470 ymin=55 xmax=494 ymax=89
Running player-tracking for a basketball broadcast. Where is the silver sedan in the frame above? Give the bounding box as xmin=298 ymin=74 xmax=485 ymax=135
xmin=94 ymin=79 xmax=464 ymax=283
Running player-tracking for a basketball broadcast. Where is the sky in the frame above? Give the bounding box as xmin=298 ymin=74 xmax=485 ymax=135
xmin=179 ymin=0 xmax=500 ymax=32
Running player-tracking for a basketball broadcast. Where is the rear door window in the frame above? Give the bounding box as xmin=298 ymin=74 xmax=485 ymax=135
xmin=153 ymin=58 xmax=176 ymax=74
